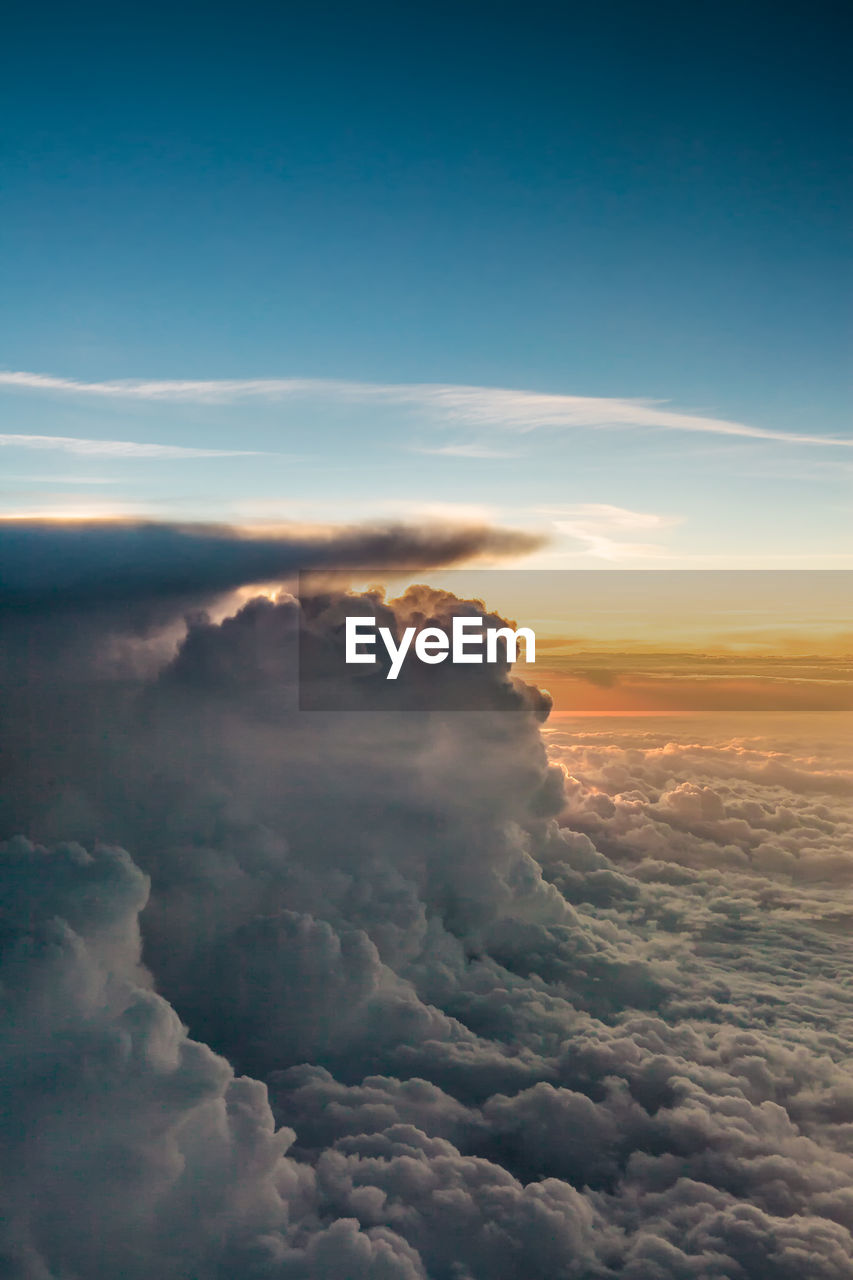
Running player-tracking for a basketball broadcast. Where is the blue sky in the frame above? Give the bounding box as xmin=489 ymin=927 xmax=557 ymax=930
xmin=1 ymin=0 xmax=850 ymax=564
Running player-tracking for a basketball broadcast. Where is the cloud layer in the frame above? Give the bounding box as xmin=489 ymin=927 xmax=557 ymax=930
xmin=1 ymin=582 xmax=852 ymax=1278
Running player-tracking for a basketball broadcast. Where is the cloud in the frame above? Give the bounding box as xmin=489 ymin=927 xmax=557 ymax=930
xmin=2 ymin=581 xmax=853 ymax=1276
xmin=540 ymin=503 xmax=681 ymax=560
xmin=540 ymin=503 xmax=680 ymax=530
xmin=2 ymin=473 xmax=121 ymax=484
xmin=0 ymin=517 xmax=544 ymax=610
xmin=0 ymin=836 xmax=421 ymax=1280
xmin=3 ymin=370 xmax=851 ymax=448
xmin=412 ymin=443 xmax=522 ymax=459
xmin=0 ymin=432 xmax=264 ymax=458
xmin=0 ymin=370 xmax=331 ymax=402
xmin=569 ymin=667 xmax=622 ymax=688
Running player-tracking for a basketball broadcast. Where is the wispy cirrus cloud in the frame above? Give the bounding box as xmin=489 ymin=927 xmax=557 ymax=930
xmin=2 ymin=370 xmax=850 ymax=448
xmin=413 ymin=442 xmax=522 ymax=459
xmin=539 ymin=502 xmax=682 ymax=560
xmin=0 ymin=432 xmax=262 ymax=458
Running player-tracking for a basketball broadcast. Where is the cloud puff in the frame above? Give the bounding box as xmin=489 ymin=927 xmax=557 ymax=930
xmin=0 ymin=838 xmax=317 ymax=1278
xmin=1 ymin=587 xmax=853 ymax=1277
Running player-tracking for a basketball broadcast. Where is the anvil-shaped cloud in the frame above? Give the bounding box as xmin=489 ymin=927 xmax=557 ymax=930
xmin=0 ymin=517 xmax=543 ymax=609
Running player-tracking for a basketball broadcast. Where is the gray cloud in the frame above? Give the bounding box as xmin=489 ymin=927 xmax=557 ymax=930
xmin=0 ymin=518 xmax=542 ymax=611
xmin=1 ymin=588 xmax=852 ymax=1277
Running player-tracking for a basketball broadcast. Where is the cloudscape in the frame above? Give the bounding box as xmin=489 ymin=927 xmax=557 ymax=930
xmin=1 ymin=1 xmax=851 ymax=1278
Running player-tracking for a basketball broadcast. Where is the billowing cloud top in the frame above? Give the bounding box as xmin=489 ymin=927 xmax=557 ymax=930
xmin=1 ymin=576 xmax=852 ymax=1278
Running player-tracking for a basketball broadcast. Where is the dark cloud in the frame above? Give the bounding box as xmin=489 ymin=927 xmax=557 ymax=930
xmin=569 ymin=667 xmax=622 ymax=688
xmin=1 ymin=582 xmax=852 ymax=1277
xmin=0 ymin=517 xmax=543 ymax=610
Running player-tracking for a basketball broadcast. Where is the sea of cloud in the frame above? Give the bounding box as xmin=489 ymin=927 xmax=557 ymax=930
xmin=1 ymin=564 xmax=852 ymax=1278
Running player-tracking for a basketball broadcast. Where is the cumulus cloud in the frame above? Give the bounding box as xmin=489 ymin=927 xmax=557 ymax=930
xmin=1 ymin=582 xmax=852 ymax=1277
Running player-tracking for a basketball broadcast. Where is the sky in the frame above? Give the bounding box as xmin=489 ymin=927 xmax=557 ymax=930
xmin=1 ymin=0 xmax=851 ymax=567
xmin=4 ymin=8 xmax=853 ymax=1278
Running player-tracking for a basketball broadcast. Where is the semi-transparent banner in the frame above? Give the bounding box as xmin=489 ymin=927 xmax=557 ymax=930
xmin=296 ymin=570 xmax=852 ymax=712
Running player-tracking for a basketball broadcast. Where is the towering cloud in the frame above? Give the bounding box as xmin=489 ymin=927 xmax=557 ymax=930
xmin=1 ymin=571 xmax=852 ymax=1277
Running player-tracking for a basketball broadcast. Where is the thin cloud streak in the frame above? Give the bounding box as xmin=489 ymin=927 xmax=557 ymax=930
xmin=2 ymin=370 xmax=851 ymax=448
xmin=0 ymin=432 xmax=263 ymax=458
xmin=542 ymin=502 xmax=682 ymax=561
xmin=538 ymin=503 xmax=681 ymax=530
xmin=413 ymin=442 xmax=522 ymax=458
